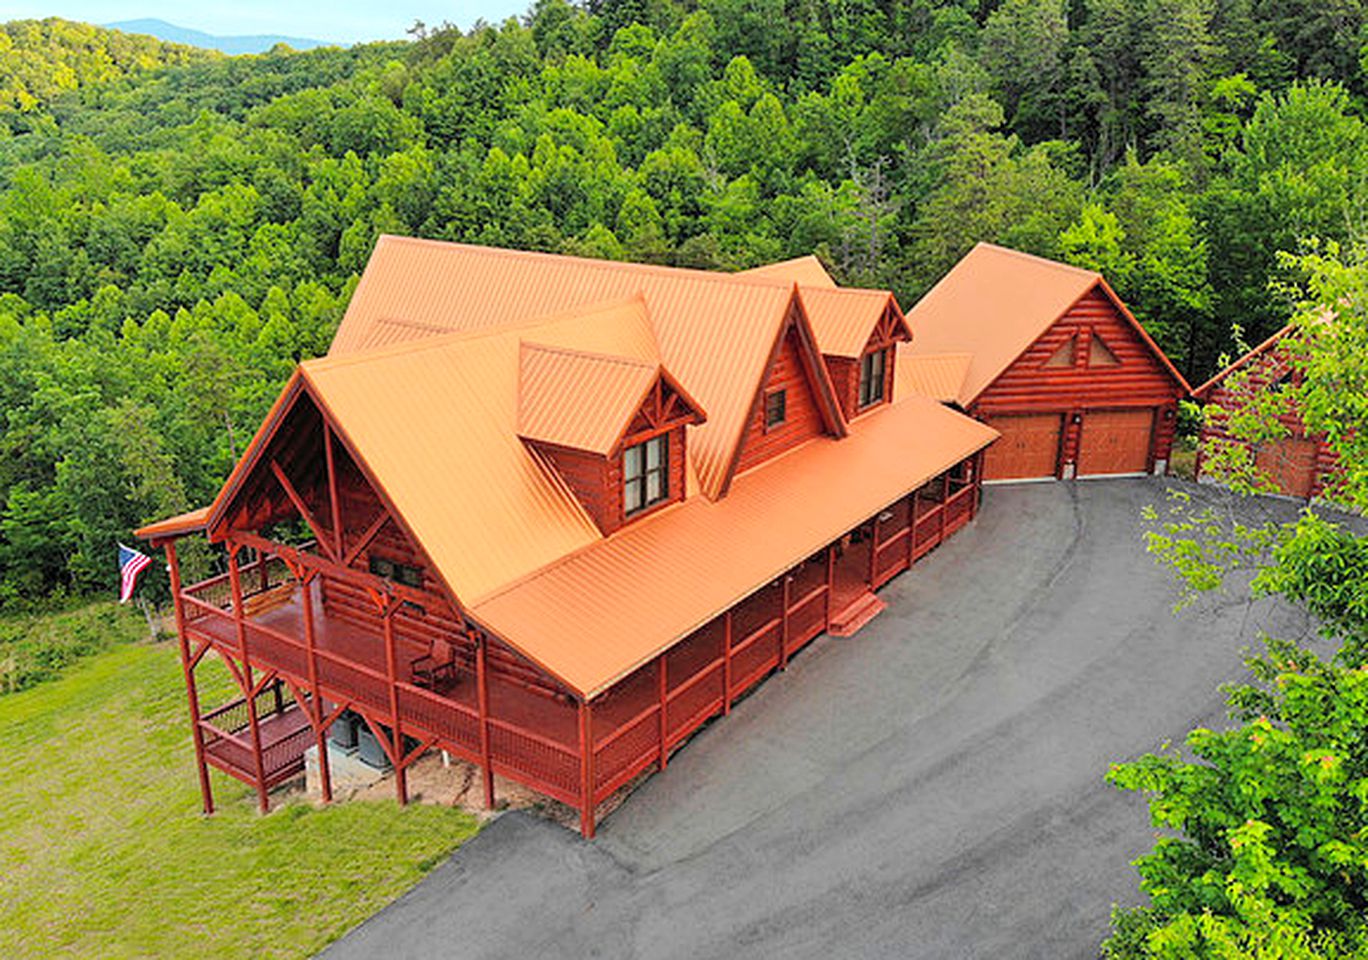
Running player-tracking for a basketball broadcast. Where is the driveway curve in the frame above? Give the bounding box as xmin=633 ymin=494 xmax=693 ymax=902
xmin=322 ymin=480 xmax=1309 ymax=959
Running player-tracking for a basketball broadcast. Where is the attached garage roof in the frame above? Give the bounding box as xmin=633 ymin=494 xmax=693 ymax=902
xmin=473 ymin=396 xmax=998 ymax=697
xmin=905 ymin=243 xmax=1189 ymax=403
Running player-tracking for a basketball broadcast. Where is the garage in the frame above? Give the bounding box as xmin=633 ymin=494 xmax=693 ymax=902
xmin=1077 ymin=409 xmax=1153 ymax=477
xmin=1255 ymin=436 xmax=1319 ymax=498
xmin=982 ymin=413 xmax=1062 ymax=480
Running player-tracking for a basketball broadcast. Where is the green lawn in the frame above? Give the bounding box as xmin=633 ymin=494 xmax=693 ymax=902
xmin=0 ymin=636 xmax=480 ymax=959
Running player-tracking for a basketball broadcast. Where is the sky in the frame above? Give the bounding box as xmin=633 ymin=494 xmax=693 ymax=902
xmin=0 ymin=1 xmax=530 ymax=43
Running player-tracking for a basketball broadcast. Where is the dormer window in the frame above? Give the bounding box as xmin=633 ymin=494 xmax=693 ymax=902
xmin=624 ymin=434 xmax=669 ymax=516
xmin=858 ymin=348 xmax=888 ymax=409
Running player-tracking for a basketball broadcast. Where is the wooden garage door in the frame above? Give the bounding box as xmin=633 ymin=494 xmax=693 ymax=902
xmin=982 ymin=413 xmax=1062 ymax=480
xmin=1077 ymin=409 xmax=1153 ymax=477
xmin=1255 ymin=436 xmax=1319 ymax=498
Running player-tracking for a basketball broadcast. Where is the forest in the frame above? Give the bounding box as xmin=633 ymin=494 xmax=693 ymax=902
xmin=0 ymin=3 xmax=1364 ymax=605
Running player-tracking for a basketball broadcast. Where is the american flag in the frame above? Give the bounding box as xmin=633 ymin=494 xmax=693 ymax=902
xmin=118 ymin=543 xmax=152 ymax=603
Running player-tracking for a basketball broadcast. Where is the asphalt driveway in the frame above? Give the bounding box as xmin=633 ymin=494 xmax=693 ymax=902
xmin=323 ymin=479 xmax=1312 ymax=959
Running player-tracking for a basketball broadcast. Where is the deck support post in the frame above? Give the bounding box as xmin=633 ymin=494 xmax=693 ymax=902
xmin=658 ymin=654 xmax=668 ymax=771
xmin=823 ymin=543 xmax=835 ymax=631
xmin=382 ymin=599 xmax=407 ymax=806
xmin=779 ymin=576 xmax=791 ymax=670
xmin=167 ymin=539 xmax=214 ymax=815
xmin=908 ymin=491 xmax=919 ymax=566
xmin=228 ymin=544 xmax=270 ymax=814
xmin=867 ymin=514 xmax=880 ymax=586
xmin=475 ymin=633 xmax=494 ymax=810
xmin=940 ymin=472 xmax=950 ymax=543
xmin=300 ymin=572 xmax=331 ymax=803
xmin=970 ymin=451 xmax=985 ymax=520
xmin=722 ymin=611 xmax=733 ymax=715
xmin=578 ymin=700 xmax=596 ymax=839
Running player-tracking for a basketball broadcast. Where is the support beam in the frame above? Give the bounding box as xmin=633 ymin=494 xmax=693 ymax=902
xmin=940 ymin=471 xmax=950 ymax=542
xmin=824 ymin=543 xmax=835 ymax=631
xmin=779 ymin=575 xmax=791 ymax=671
xmin=382 ymin=599 xmax=407 ymax=806
xmin=300 ymin=572 xmax=331 ymax=804
xmin=722 ymin=612 xmax=733 ymax=716
xmin=228 ymin=548 xmax=270 ymax=814
xmin=341 ymin=509 xmax=391 ymax=569
xmin=269 ymin=459 xmax=338 ymax=562
xmin=168 ymin=540 xmax=214 ymax=815
xmin=476 ymin=633 xmax=494 ymax=810
xmin=867 ymin=513 xmax=880 ymax=586
xmin=323 ymin=422 xmax=343 ymax=561
xmin=578 ymin=701 xmax=596 ymax=839
xmin=658 ymin=654 xmax=668 ymax=771
xmin=908 ymin=491 xmax=919 ymax=566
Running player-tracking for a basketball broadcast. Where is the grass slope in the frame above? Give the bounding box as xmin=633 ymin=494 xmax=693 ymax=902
xmin=0 ymin=638 xmax=479 ymax=958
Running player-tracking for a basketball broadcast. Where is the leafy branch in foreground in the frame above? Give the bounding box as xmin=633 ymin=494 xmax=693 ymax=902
xmin=1110 ymin=244 xmax=1367 ymax=958
xmin=1105 ymin=643 xmax=1368 ymax=960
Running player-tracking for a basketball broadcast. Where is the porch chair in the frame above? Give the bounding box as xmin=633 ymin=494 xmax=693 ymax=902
xmin=411 ymin=638 xmax=459 ymax=690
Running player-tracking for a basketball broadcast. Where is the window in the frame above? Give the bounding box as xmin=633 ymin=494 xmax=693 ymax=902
xmin=858 ymin=348 xmax=888 ymax=408
xmin=369 ymin=555 xmax=424 ymax=588
xmin=623 ymin=434 xmax=669 ymax=516
xmin=764 ymin=389 xmax=787 ymax=429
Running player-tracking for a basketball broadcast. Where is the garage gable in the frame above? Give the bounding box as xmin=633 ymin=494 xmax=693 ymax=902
xmin=977 ymin=283 xmax=1184 ymax=412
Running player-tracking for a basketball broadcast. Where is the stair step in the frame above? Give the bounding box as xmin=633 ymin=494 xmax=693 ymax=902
xmin=828 ymin=592 xmax=886 ymax=637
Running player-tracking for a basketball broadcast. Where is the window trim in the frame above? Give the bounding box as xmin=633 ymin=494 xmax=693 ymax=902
xmin=858 ymin=347 xmax=888 ymax=410
xmin=763 ymin=388 xmax=788 ymax=431
xmin=622 ymin=432 xmax=670 ymax=518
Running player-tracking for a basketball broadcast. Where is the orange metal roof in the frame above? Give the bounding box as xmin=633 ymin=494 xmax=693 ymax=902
xmin=330 ymin=238 xmax=826 ymax=499
xmin=472 ymin=396 xmax=999 ymax=698
xmin=135 ymin=506 xmax=209 ymax=541
xmin=895 ymin=352 xmax=973 ymax=404
xmin=517 ymin=343 xmax=663 ymax=455
xmin=796 ymin=286 xmax=905 ymax=358
xmin=906 ymin=242 xmax=1190 ymax=403
xmin=737 ymin=255 xmax=838 ymax=289
xmin=1192 ymin=325 xmax=1293 ymax=398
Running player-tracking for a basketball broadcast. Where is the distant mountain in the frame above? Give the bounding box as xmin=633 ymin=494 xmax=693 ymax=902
xmin=105 ymin=18 xmax=329 ymax=55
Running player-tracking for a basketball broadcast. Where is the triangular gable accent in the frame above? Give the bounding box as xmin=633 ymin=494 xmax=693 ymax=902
xmin=1043 ymin=334 xmax=1077 ymax=368
xmin=1088 ymin=279 xmax=1192 ymax=393
xmin=205 ymin=373 xmax=466 ymax=619
xmin=1089 ymin=331 xmax=1121 ymax=367
xmin=617 ymin=370 xmax=707 ymax=450
xmin=867 ymin=300 xmax=913 ymax=350
xmin=719 ymin=287 xmax=848 ymax=495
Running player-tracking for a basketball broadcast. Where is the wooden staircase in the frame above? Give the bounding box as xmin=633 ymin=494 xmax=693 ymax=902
xmin=828 ymin=591 xmax=887 ymax=637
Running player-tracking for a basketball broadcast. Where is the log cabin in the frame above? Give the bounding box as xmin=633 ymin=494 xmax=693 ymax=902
xmin=1192 ymin=326 xmax=1339 ymax=499
xmin=138 ymin=237 xmax=999 ymax=838
xmin=896 ymin=243 xmax=1191 ymax=482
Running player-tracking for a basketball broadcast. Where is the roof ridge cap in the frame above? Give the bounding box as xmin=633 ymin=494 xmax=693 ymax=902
xmin=973 ymin=242 xmax=1101 ymax=280
xmin=377 ymin=234 xmax=825 ymax=295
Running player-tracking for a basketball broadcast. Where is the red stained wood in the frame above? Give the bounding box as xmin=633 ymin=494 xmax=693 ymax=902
xmin=982 ymin=413 xmax=1063 ymax=480
xmin=1077 ymin=409 xmax=1154 ymax=476
xmin=538 ymin=424 xmax=688 ymax=536
xmin=736 ymin=325 xmax=828 ymax=474
xmin=974 ymin=286 xmax=1183 ymax=477
xmin=1198 ymin=342 xmax=1339 ymax=499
